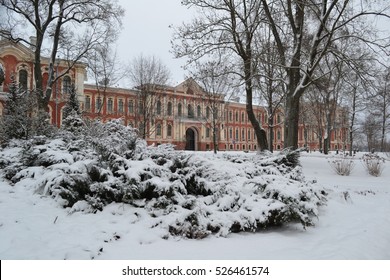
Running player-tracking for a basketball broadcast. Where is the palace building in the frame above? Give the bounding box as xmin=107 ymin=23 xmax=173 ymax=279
xmin=1 ymin=38 xmax=349 ymax=152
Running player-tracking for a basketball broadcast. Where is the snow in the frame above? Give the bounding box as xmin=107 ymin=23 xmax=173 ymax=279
xmin=0 ymin=150 xmax=389 ymax=260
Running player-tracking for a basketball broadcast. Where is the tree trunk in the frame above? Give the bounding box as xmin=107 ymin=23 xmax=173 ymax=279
xmin=43 ymin=2 xmax=64 ymax=110
xmin=33 ymin=33 xmax=45 ymax=110
xmin=284 ymin=94 xmax=300 ymax=149
xmin=324 ymin=137 xmax=329 ymax=154
xmin=349 ymin=90 xmax=356 ymax=155
xmin=268 ymin=116 xmax=274 ymax=152
xmin=212 ymin=113 xmax=217 ymax=154
xmin=243 ymin=57 xmax=268 ymax=151
xmin=380 ymin=93 xmax=387 ymax=152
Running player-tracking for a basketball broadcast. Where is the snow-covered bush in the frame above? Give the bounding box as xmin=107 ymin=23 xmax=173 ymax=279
xmin=361 ymin=153 xmax=386 ymax=177
xmin=0 ymin=119 xmax=327 ymax=239
xmin=61 ymin=112 xmax=86 ymax=136
xmin=328 ymin=155 xmax=355 ymax=176
xmin=85 ymin=119 xmax=145 ymax=162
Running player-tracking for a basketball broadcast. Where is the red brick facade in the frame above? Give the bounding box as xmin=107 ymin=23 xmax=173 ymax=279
xmin=1 ymin=39 xmax=349 ymax=151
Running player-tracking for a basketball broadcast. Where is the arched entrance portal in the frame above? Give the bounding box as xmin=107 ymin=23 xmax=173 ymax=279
xmin=185 ymin=127 xmax=197 ymax=151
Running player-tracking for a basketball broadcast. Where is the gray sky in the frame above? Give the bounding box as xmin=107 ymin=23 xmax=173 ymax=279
xmin=116 ymin=0 xmax=193 ymax=86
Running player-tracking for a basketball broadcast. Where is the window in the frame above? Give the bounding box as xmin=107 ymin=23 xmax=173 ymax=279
xmin=206 ymin=107 xmax=210 ymax=119
xmin=235 ymin=129 xmax=239 ymax=141
xmin=197 ymin=105 xmax=201 ymax=117
xmin=235 ymin=111 xmax=239 ymax=122
xmin=85 ymin=96 xmax=91 ymax=112
xmin=242 ymin=128 xmax=245 ymax=140
xmin=229 ymin=111 xmax=233 ymax=121
xmin=206 ymin=127 xmax=210 ymax=138
xmin=248 ymin=129 xmax=251 ymax=140
xmin=213 ymin=107 xmax=218 ymax=119
xmin=167 ymin=124 xmax=172 ymax=137
xmin=128 ymin=100 xmax=134 ymax=114
xmin=63 ymin=76 xmax=72 ymax=94
xmin=156 ymin=123 xmax=162 ymax=136
xmin=167 ymin=102 xmax=173 ymax=116
xmin=241 ymin=112 xmax=245 ymax=123
xmin=229 ymin=128 xmax=233 ymax=139
xmin=118 ymin=99 xmax=124 ymax=114
xmin=19 ymin=69 xmax=28 ymax=91
xmin=96 ymin=97 xmax=102 ymax=113
xmin=138 ymin=101 xmax=144 ymax=114
xmin=156 ymin=100 xmax=162 ymax=115
xmin=188 ymin=104 xmax=194 ymax=118
xmin=178 ymin=103 xmax=182 ymax=117
xmin=107 ymin=98 xmax=113 ymax=113
xmin=277 ymin=130 xmax=281 ymax=140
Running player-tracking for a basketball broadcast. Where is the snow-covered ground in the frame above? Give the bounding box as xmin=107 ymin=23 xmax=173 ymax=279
xmin=0 ymin=151 xmax=389 ymax=260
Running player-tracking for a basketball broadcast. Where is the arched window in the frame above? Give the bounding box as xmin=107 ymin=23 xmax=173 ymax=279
xmin=241 ymin=112 xmax=245 ymax=123
xmin=213 ymin=107 xmax=218 ymax=119
xmin=128 ymin=100 xmax=134 ymax=114
xmin=277 ymin=130 xmax=281 ymax=140
xmin=235 ymin=111 xmax=239 ymax=122
xmin=156 ymin=123 xmax=162 ymax=136
xmin=62 ymin=76 xmax=72 ymax=94
xmin=19 ymin=69 xmax=28 ymax=91
xmin=197 ymin=105 xmax=201 ymax=117
xmin=206 ymin=127 xmax=210 ymax=138
xmin=107 ymin=98 xmax=113 ymax=113
xmin=138 ymin=101 xmax=144 ymax=114
xmin=156 ymin=100 xmax=162 ymax=115
xmin=206 ymin=107 xmax=210 ymax=119
xmin=85 ymin=96 xmax=91 ymax=112
xmin=167 ymin=124 xmax=172 ymax=137
xmin=235 ymin=129 xmax=239 ymax=140
xmin=229 ymin=111 xmax=233 ymax=121
xmin=188 ymin=104 xmax=194 ymax=118
xmin=118 ymin=99 xmax=124 ymax=114
xmin=167 ymin=102 xmax=173 ymax=116
xmin=95 ymin=97 xmax=102 ymax=113
xmin=177 ymin=103 xmax=182 ymax=117
xmin=248 ymin=129 xmax=251 ymax=140
xmin=242 ymin=128 xmax=245 ymax=140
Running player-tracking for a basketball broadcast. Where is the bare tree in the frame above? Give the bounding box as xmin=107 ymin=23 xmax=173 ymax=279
xmin=190 ymin=60 xmax=235 ymax=154
xmin=260 ymin=0 xmax=390 ymax=149
xmin=371 ymin=67 xmax=390 ymax=152
xmin=126 ymin=54 xmax=171 ymax=139
xmin=172 ymin=0 xmax=269 ymax=151
xmin=254 ymin=24 xmax=285 ymax=152
xmin=86 ymin=41 xmax=125 ymax=116
xmin=0 ymin=0 xmax=124 ymax=110
xmin=362 ymin=112 xmax=381 ymax=152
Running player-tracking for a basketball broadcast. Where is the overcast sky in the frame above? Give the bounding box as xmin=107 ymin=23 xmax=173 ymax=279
xmin=116 ymin=0 xmax=194 ymax=86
